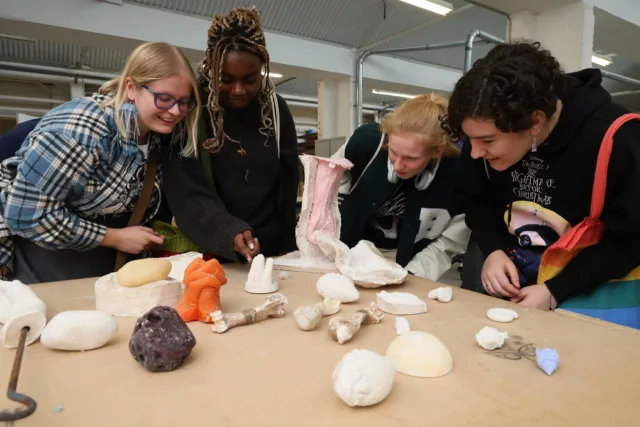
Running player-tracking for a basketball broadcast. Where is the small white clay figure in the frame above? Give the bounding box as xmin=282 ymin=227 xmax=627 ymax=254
xmin=427 ymin=287 xmax=453 ymax=303
xmin=278 ymin=271 xmax=292 ymax=281
xmin=294 ymin=304 xmax=323 ymax=331
xmin=395 ymin=317 xmax=411 ymax=335
xmin=333 ymin=349 xmax=396 ymax=407
xmin=475 ymin=326 xmax=508 ymax=350
xmin=487 ymin=308 xmax=519 ymax=323
xmin=245 ymin=254 xmax=279 ymax=294
xmin=317 ymin=273 xmax=359 ymax=303
xmin=40 ymin=310 xmax=119 ymax=351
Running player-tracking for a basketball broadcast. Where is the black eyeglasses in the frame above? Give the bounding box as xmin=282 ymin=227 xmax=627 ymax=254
xmin=142 ymin=85 xmax=196 ymax=113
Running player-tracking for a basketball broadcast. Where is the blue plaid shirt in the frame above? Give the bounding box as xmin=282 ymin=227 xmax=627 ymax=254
xmin=0 ymin=93 xmax=164 ymax=275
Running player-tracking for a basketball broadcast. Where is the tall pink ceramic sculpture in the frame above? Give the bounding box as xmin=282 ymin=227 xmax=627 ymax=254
xmin=274 ymin=154 xmax=353 ymax=272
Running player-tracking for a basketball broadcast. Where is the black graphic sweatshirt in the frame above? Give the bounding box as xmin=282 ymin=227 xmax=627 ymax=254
xmin=458 ymin=68 xmax=640 ymax=304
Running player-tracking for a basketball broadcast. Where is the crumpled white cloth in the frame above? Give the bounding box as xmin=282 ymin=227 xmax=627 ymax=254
xmin=315 ymin=231 xmax=407 ymax=287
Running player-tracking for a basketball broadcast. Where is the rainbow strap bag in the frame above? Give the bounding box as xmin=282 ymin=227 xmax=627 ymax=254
xmin=537 ymin=113 xmax=640 ymax=329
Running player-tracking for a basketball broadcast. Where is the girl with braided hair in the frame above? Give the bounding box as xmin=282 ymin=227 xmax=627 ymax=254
xmin=161 ymin=7 xmax=299 ymax=263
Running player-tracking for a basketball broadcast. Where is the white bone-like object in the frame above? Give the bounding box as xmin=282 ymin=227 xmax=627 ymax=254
xmin=376 ymin=291 xmax=427 ymax=315
xmin=273 ymin=155 xmax=354 ymax=271
xmin=395 ymin=316 xmax=411 ymax=335
xmin=211 ymin=293 xmax=288 ymax=333
xmin=328 ymin=302 xmax=384 ymax=344
xmin=333 ymin=349 xmax=396 ymax=407
xmin=245 ymin=254 xmax=279 ymax=294
xmin=428 ymin=287 xmax=453 ymax=303
xmin=475 ymin=326 xmax=508 ymax=351
xmin=317 ymin=273 xmax=360 ymax=303
xmin=294 ymin=303 xmax=323 ymax=331
xmin=487 ymin=308 xmax=519 ymax=323
xmin=40 ymin=310 xmax=119 ymax=351
xmin=0 ymin=279 xmax=47 ymax=348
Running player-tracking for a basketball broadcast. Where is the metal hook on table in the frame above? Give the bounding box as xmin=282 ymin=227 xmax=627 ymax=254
xmin=0 ymin=327 xmax=37 ymax=424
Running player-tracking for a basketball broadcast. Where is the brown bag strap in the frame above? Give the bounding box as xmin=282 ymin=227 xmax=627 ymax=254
xmin=114 ymin=148 xmax=160 ymax=271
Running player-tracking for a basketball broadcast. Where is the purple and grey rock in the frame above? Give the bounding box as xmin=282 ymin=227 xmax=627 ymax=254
xmin=129 ymin=306 xmax=196 ymax=372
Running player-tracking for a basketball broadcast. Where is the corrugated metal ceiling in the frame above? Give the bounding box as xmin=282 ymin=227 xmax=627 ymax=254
xmin=129 ymin=0 xmax=472 ymax=49
xmin=0 ymin=0 xmax=509 ymax=103
xmin=0 ymin=39 xmax=128 ymax=72
xmin=126 ymin=0 xmax=507 ymax=69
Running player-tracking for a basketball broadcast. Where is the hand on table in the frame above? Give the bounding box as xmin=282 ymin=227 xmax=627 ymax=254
xmin=481 ymin=250 xmax=522 ymax=299
xmin=234 ymin=230 xmax=260 ymax=262
xmin=511 ymin=284 xmax=558 ymax=310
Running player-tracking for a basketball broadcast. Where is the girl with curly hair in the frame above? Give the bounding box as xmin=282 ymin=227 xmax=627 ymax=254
xmin=441 ymin=41 xmax=640 ymax=328
xmin=161 ymin=7 xmax=300 ymax=263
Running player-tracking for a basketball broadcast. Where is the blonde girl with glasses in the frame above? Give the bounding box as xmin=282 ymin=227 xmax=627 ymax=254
xmin=0 ymin=41 xmax=201 ymax=284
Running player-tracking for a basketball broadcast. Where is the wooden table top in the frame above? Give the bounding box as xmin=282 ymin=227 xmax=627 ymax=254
xmin=1 ymin=264 xmax=639 ymax=427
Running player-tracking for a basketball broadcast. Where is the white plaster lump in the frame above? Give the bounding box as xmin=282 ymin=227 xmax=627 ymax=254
xmin=316 ymin=273 xmax=359 ymax=303
xmin=376 ymin=291 xmax=427 ymax=315
xmin=333 ymin=349 xmax=396 ymax=407
xmin=40 ymin=310 xmax=119 ymax=351
xmin=475 ymin=326 xmax=508 ymax=351
xmin=428 ymin=286 xmax=453 ymax=303
xmin=487 ymin=308 xmax=519 ymax=323
xmin=395 ymin=316 xmax=411 ymax=335
xmin=293 ymin=303 xmax=323 ymax=331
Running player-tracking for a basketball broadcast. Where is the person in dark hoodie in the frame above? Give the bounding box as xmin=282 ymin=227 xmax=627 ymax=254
xmin=335 ymin=93 xmax=470 ymax=281
xmin=158 ymin=7 xmax=299 ymax=264
xmin=441 ymin=41 xmax=640 ymax=328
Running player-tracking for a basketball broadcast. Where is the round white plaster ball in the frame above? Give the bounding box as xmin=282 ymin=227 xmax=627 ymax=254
xmin=332 ymin=349 xmax=395 ymax=407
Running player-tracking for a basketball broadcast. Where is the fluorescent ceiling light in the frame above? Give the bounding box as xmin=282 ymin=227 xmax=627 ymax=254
xmin=398 ymin=0 xmax=453 ymax=16
xmin=372 ymin=89 xmax=417 ymax=99
xmin=262 ymin=70 xmax=283 ymax=78
xmin=591 ymin=54 xmax=612 ymax=67
xmin=0 ymin=33 xmax=36 ymax=42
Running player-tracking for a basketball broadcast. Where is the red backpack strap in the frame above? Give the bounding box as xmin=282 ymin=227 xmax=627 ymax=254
xmin=590 ymin=113 xmax=640 ymax=219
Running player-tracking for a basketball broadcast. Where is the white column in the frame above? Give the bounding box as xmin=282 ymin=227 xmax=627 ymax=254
xmin=510 ymin=2 xmax=595 ymax=72
xmin=69 ymin=82 xmax=86 ymax=99
xmin=317 ymin=78 xmax=353 ymax=139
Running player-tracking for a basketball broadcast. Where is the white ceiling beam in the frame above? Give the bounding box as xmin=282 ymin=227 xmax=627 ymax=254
xmin=1 ymin=0 xmax=462 ymax=93
xmin=585 ymin=0 xmax=640 ymax=28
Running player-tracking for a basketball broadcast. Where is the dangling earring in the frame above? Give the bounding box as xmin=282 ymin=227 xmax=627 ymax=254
xmin=118 ymin=100 xmax=140 ymax=142
xmin=531 ymin=135 xmax=538 ymax=153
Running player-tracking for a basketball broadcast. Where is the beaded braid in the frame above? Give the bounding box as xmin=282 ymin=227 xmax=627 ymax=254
xmin=198 ymin=7 xmax=275 ymax=154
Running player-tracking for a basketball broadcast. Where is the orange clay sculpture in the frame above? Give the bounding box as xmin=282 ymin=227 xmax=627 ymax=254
xmin=175 ymin=257 xmax=227 ymax=323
